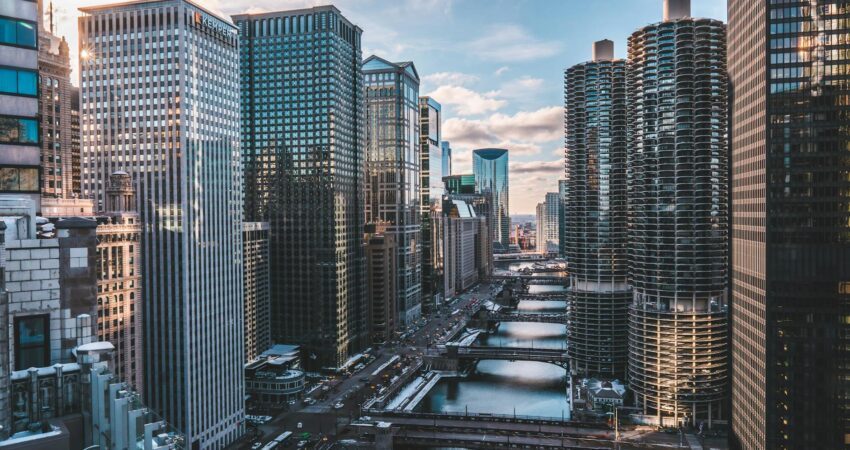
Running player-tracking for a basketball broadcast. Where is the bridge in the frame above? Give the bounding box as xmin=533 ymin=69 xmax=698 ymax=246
xmin=492 ymin=274 xmax=567 ymax=283
xmin=515 ymin=293 xmax=567 ymax=301
xmin=356 ymin=410 xmax=661 ymax=450
xmin=493 ymin=253 xmax=547 ymax=262
xmin=431 ymin=345 xmax=569 ymax=368
xmin=487 ymin=311 xmax=566 ymax=324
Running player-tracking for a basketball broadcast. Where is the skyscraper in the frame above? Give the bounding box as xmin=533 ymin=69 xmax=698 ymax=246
xmin=441 ymin=141 xmax=452 ymax=178
xmin=363 ymin=55 xmax=422 ymax=326
xmin=627 ymin=0 xmax=728 ymax=426
xmin=564 ymin=40 xmax=630 ymax=377
xmin=473 ymin=148 xmax=509 ymax=247
xmin=558 ymin=179 xmax=568 ymax=258
xmin=38 ymin=16 xmax=76 ymax=201
xmin=0 ymin=0 xmax=40 ymax=211
xmin=729 ymin=1 xmax=850 ymax=448
xmin=243 ymin=222 xmax=271 ymax=362
xmin=419 ymin=96 xmax=441 ymax=309
xmin=80 ymin=2 xmax=245 ymax=446
xmin=234 ymin=7 xmax=368 ymax=369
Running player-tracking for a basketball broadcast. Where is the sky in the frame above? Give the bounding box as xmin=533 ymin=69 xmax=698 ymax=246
xmin=51 ymin=0 xmax=727 ymax=214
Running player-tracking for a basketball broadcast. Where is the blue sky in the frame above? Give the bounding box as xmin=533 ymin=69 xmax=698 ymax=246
xmin=55 ymin=0 xmax=727 ymax=214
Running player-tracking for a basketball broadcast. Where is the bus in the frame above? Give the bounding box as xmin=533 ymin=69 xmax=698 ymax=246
xmin=260 ymin=431 xmax=293 ymax=450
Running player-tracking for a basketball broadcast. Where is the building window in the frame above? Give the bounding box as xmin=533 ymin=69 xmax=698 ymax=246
xmin=0 ymin=116 xmax=38 ymax=144
xmin=15 ymin=315 xmax=49 ymax=369
xmin=0 ymin=18 xmax=36 ymax=48
xmin=0 ymin=166 xmax=38 ymax=192
xmin=0 ymin=68 xmax=37 ymax=96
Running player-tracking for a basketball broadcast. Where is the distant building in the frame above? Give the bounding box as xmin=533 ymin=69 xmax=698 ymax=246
xmin=419 ymin=97 xmax=442 ymax=311
xmin=443 ymin=174 xmax=475 ymax=195
xmin=94 ymin=171 xmax=142 ymax=395
xmin=364 ymin=55 xmax=422 ymax=326
xmin=365 ymin=228 xmax=397 ymax=344
xmin=443 ymin=198 xmax=490 ymax=296
xmin=535 ymin=193 xmax=559 ymax=255
xmin=473 ymin=148 xmax=510 ymax=246
xmin=0 ymin=0 xmax=41 ymax=212
xmin=428 ymin=200 xmax=445 ymax=306
xmin=441 ymin=141 xmax=452 ymax=178
xmin=244 ymin=222 xmax=271 ymax=362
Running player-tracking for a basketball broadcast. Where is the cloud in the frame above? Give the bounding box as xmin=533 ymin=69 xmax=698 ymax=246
xmin=495 ymin=66 xmax=510 ymax=76
xmin=511 ymin=160 xmax=563 ymax=175
xmin=444 ymin=106 xmax=562 ymax=148
xmin=428 ymin=85 xmax=506 ymax=116
xmin=467 ymin=24 xmax=561 ymax=62
xmin=422 ymin=72 xmax=479 ymax=88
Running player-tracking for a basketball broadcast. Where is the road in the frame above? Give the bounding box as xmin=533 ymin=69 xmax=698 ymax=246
xmin=237 ymin=281 xmax=500 ymax=449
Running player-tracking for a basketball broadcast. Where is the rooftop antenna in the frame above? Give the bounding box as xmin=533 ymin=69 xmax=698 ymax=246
xmin=49 ymin=2 xmax=54 ymax=34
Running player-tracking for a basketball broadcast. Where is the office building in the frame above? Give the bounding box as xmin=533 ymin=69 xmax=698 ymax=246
xmin=419 ymin=97 xmax=441 ymax=309
xmin=94 ymin=171 xmax=142 ymax=396
xmin=37 ymin=22 xmax=73 ymax=201
xmin=443 ymin=174 xmax=475 ymax=195
xmin=627 ymin=0 xmax=728 ymax=426
xmin=243 ymin=222 xmax=271 ymax=362
xmin=0 ymin=0 xmax=40 ymax=211
xmin=473 ymin=148 xmax=509 ymax=247
xmin=428 ymin=200 xmax=445 ymax=305
xmin=365 ymin=228 xmax=397 ymax=344
xmin=80 ymin=2 xmax=245 ymax=446
xmin=363 ymin=55 xmax=422 ymax=325
xmin=245 ymin=345 xmax=304 ymax=412
xmin=564 ymin=40 xmax=630 ymax=377
xmin=443 ymin=198 xmax=489 ymax=296
xmin=234 ymin=6 xmax=368 ymax=369
xmin=729 ymin=0 xmax=850 ymax=448
xmin=536 ymin=192 xmax=560 ymax=255
xmin=441 ymin=141 xmax=452 ymax=177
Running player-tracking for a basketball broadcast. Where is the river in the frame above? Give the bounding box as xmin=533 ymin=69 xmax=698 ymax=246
xmin=415 ymin=293 xmax=569 ymax=419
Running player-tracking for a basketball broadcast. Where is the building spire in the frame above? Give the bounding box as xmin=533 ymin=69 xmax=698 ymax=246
xmin=49 ymin=2 xmax=54 ymax=34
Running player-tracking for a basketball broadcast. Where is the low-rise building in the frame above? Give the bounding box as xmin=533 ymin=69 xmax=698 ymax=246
xmin=245 ymin=345 xmax=305 ymax=412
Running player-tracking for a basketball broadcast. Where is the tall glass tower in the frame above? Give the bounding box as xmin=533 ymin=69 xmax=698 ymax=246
xmin=729 ymin=1 xmax=850 ymax=448
xmin=419 ymin=96 xmax=442 ymax=310
xmin=627 ymin=0 xmax=728 ymax=427
xmin=564 ymin=40 xmax=630 ymax=377
xmin=363 ymin=56 xmax=422 ymax=325
xmin=473 ymin=148 xmax=510 ymax=247
xmin=441 ymin=141 xmax=452 ymax=177
xmin=80 ymin=1 xmax=245 ymax=446
xmin=234 ymin=6 xmax=368 ymax=369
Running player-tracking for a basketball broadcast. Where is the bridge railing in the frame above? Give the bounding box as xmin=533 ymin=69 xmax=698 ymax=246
xmin=361 ymin=407 xmax=607 ymax=429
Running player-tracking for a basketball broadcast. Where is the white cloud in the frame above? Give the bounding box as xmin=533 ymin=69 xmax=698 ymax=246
xmin=444 ymin=106 xmax=562 ymax=147
xmin=467 ymin=24 xmax=561 ymax=62
xmin=422 ymin=72 xmax=480 ymax=88
xmin=509 ymin=159 xmax=564 ymax=214
xmin=428 ymin=85 xmax=506 ymax=116
xmin=511 ymin=160 xmax=563 ymax=175
xmin=495 ymin=66 xmax=510 ymax=76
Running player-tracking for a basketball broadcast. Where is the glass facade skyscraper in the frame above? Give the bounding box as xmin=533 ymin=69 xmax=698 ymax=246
xmin=419 ymin=96 xmax=442 ymax=308
xmin=441 ymin=141 xmax=452 ymax=178
xmin=473 ymin=148 xmax=510 ymax=247
xmin=729 ymin=1 xmax=850 ymax=448
xmin=627 ymin=1 xmax=728 ymax=426
xmin=363 ymin=56 xmax=421 ymax=325
xmin=80 ymin=1 xmax=245 ymax=446
xmin=564 ymin=41 xmax=630 ymax=377
xmin=234 ymin=6 xmax=368 ymax=369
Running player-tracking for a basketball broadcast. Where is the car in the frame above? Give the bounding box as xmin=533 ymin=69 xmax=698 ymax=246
xmin=360 ymin=376 xmax=370 ymax=382
xmin=288 ymin=399 xmax=297 ymax=405
xmin=250 ymin=443 xmax=263 ymax=450
xmin=334 ymin=402 xmax=345 ymax=409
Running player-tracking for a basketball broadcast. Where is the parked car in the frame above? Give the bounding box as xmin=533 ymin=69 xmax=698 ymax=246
xmin=334 ymin=402 xmax=344 ymax=409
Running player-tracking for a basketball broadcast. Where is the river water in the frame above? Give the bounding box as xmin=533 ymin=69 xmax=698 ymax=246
xmin=416 ymin=290 xmax=569 ymax=419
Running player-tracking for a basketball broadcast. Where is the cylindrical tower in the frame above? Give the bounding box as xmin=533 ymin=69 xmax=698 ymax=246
xmin=627 ymin=0 xmax=728 ymax=427
xmin=565 ymin=40 xmax=630 ymax=377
